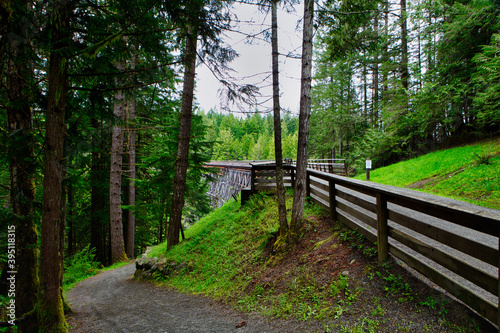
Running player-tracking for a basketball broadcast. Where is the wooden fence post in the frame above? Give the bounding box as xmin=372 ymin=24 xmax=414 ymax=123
xmin=306 ymin=171 xmax=311 ymax=198
xmin=376 ymin=192 xmax=389 ymax=263
xmin=251 ymin=165 xmax=256 ymax=192
xmin=329 ymin=179 xmax=337 ymax=223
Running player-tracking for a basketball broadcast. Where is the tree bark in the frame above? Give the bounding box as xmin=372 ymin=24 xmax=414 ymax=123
xmin=91 ymin=117 xmax=106 ymax=264
xmin=126 ymin=99 xmax=136 ymax=259
xmin=271 ymin=0 xmax=288 ymax=239
xmin=290 ymin=0 xmax=314 ymax=241
xmin=167 ymin=28 xmax=198 ymax=250
xmin=373 ymin=11 xmax=379 ymax=128
xmin=38 ymin=1 xmax=71 ymax=331
xmin=400 ymin=0 xmax=409 ymax=90
xmin=109 ymin=78 xmax=127 ymax=264
xmin=5 ymin=2 xmax=39 ymax=327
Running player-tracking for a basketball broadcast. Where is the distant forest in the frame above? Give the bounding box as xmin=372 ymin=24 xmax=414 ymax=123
xmin=200 ymin=110 xmax=298 ymax=161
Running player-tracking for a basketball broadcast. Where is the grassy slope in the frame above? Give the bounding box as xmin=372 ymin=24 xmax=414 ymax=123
xmin=354 ymin=137 xmax=500 ymax=209
xmin=146 ymin=192 xmax=493 ymax=332
xmin=147 ymin=193 xmax=283 ymax=298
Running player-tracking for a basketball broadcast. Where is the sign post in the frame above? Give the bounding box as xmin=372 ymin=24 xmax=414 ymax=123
xmin=366 ymin=159 xmax=372 ymax=181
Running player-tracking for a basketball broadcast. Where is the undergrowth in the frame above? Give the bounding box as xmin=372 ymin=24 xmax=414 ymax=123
xmin=63 ymin=246 xmax=130 ymax=292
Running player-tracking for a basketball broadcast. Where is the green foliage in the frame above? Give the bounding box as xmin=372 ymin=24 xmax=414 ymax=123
xmin=473 ymin=33 xmax=500 ymax=130
xmin=202 ymin=110 xmax=298 ymax=161
xmin=310 ymin=0 xmax=500 ymax=170
xmin=63 ymin=245 xmax=100 ymax=291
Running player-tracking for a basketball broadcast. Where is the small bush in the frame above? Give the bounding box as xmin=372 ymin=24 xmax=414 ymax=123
xmin=473 ymin=151 xmax=493 ymax=165
xmin=63 ymin=245 xmax=100 ymax=290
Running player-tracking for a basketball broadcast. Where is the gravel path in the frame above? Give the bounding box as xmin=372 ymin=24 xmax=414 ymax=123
xmin=66 ymin=264 xmax=324 ymax=333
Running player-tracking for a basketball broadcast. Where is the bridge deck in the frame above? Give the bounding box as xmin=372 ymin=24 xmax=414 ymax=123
xmin=206 ymin=160 xmax=274 ymax=170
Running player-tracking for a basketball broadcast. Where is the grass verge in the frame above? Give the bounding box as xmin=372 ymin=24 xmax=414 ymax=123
xmin=355 ymin=137 xmax=500 ymax=209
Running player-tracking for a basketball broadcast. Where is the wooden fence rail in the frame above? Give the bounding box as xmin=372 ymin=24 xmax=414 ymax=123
xmin=248 ymin=162 xmax=500 ymax=329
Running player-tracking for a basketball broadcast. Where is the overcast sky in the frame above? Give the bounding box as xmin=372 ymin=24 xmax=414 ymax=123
xmin=194 ymin=2 xmax=304 ymax=117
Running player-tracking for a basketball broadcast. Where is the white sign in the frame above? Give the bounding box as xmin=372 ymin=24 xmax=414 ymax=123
xmin=366 ymin=160 xmax=372 ymax=169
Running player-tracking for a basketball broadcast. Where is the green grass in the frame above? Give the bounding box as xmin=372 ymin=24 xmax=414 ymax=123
xmin=355 ymin=138 xmax=500 ymax=209
xmin=147 ymin=192 xmax=282 ymax=298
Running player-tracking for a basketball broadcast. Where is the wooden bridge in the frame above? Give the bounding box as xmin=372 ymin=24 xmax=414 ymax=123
xmin=205 ymin=161 xmax=252 ymax=209
xmin=205 ymin=159 xmax=348 ymax=208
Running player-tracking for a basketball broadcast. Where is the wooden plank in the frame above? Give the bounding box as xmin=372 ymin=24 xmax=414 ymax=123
xmin=310 ymin=193 xmax=329 ymax=210
xmin=389 ymin=245 xmax=498 ymax=324
xmin=310 ymin=187 xmax=329 ymax=204
xmin=310 ymin=178 xmax=329 ymax=192
xmin=388 ymin=195 xmax=499 ymax=237
xmin=498 ymin=235 xmax=500 ymax=330
xmin=251 ymin=167 xmax=255 ymax=192
xmin=337 ymin=201 xmax=377 ymax=229
xmin=252 ymin=164 xmax=275 ymax=171
xmin=255 ymin=178 xmax=276 ymax=184
xmin=336 ymin=189 xmax=376 ymax=214
xmin=389 ymin=227 xmax=498 ymax=296
xmin=337 ymin=211 xmax=377 ymax=243
xmin=255 ymin=171 xmax=276 ymax=178
xmin=255 ymin=184 xmax=277 ymax=191
xmin=377 ymin=193 xmax=389 ymax=262
xmin=306 ymin=173 xmax=311 ymax=198
xmin=388 ymin=209 xmax=498 ymax=267
xmin=329 ymin=180 xmax=337 ymax=222
xmin=336 ymin=181 xmax=378 ymax=198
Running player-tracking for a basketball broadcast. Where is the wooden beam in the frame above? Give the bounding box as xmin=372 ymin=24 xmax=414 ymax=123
xmin=377 ymin=193 xmax=389 ymax=263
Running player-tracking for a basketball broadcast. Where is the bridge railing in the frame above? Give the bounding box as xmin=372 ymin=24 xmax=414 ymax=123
xmin=248 ymin=162 xmax=500 ymax=328
xmin=302 ymin=158 xmax=348 ymax=176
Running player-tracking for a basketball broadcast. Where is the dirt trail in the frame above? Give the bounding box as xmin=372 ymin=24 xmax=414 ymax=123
xmin=66 ymin=263 xmax=323 ymax=333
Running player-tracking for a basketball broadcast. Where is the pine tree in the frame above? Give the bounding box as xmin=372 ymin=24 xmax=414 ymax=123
xmin=38 ymin=1 xmax=72 ymax=330
xmin=290 ymin=0 xmax=314 ymax=241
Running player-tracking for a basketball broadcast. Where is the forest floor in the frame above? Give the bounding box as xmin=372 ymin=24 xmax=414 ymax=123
xmin=66 ymin=214 xmax=497 ymax=332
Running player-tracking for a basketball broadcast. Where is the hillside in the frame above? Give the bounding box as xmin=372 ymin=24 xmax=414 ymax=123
xmin=143 ymin=192 xmax=495 ymax=332
xmin=355 ymin=137 xmax=500 ymax=210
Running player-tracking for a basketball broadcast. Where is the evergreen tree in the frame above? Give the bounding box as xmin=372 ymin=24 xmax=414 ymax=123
xmin=290 ymin=0 xmax=314 ymax=241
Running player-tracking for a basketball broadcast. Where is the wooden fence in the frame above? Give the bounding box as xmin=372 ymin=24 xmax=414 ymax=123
xmin=305 ymin=158 xmax=348 ymax=176
xmin=248 ymin=162 xmax=500 ymax=329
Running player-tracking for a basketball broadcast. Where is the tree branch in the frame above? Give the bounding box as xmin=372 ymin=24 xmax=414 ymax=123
xmin=68 ymin=61 xmax=182 ymax=77
xmin=68 ymin=75 xmax=175 ymax=92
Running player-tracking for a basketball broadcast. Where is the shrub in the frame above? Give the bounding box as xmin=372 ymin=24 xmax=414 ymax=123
xmin=63 ymin=245 xmax=100 ymax=289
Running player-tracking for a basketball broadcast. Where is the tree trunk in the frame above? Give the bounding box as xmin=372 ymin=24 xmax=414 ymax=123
xmin=400 ymin=0 xmax=408 ymax=90
xmin=126 ymin=99 xmax=136 ymax=259
xmin=382 ymin=0 xmax=389 ymax=99
xmin=109 ymin=81 xmax=127 ymax=264
xmin=290 ymin=0 xmax=314 ymax=241
xmin=373 ymin=10 xmax=379 ymax=128
xmin=6 ymin=3 xmax=39 ymax=327
xmin=167 ymin=28 xmax=198 ymax=250
xmin=91 ymin=118 xmax=105 ymax=264
xmin=67 ymin=180 xmax=74 ymax=256
xmin=271 ymin=0 xmax=288 ymax=239
xmin=362 ymin=55 xmax=368 ymax=124
xmin=38 ymin=1 xmax=71 ymax=331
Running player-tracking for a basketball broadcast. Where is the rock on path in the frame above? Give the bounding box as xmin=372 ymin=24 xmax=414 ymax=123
xmin=66 ymin=263 xmax=322 ymax=333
